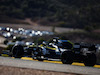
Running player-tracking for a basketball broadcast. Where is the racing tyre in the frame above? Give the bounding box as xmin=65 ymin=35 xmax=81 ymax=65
xmin=61 ymin=51 xmax=74 ymax=64
xmin=84 ymin=53 xmax=97 ymax=66
xmin=12 ymin=45 xmax=24 ymax=58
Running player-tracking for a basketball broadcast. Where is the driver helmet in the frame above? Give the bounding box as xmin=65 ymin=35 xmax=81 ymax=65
xmin=53 ymin=37 xmax=59 ymax=44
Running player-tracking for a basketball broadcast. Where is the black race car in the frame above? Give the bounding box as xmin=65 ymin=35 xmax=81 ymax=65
xmin=10 ymin=38 xmax=97 ymax=66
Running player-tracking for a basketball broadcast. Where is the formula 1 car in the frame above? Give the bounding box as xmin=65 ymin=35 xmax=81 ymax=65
xmin=11 ymin=37 xmax=97 ymax=66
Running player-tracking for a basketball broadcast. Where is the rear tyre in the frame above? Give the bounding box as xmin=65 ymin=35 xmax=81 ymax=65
xmin=61 ymin=51 xmax=74 ymax=64
xmin=84 ymin=53 xmax=96 ymax=66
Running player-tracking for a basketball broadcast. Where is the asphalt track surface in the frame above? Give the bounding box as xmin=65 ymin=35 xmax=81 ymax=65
xmin=0 ymin=56 xmax=100 ymax=75
xmin=2 ymin=54 xmax=100 ymax=68
xmin=21 ymin=57 xmax=100 ymax=68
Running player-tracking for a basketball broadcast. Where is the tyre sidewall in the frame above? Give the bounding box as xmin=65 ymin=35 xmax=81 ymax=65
xmin=61 ymin=51 xmax=74 ymax=64
xmin=12 ymin=45 xmax=24 ymax=58
xmin=84 ymin=53 xmax=96 ymax=66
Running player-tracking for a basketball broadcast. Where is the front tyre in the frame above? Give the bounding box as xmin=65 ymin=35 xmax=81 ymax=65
xmin=61 ymin=51 xmax=74 ymax=64
xmin=84 ymin=53 xmax=96 ymax=66
xmin=12 ymin=45 xmax=24 ymax=58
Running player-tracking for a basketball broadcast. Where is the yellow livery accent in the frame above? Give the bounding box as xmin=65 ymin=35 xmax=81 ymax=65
xmin=47 ymin=46 xmax=56 ymax=50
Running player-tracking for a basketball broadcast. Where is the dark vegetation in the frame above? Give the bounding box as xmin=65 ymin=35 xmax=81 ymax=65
xmin=0 ymin=0 xmax=100 ymax=29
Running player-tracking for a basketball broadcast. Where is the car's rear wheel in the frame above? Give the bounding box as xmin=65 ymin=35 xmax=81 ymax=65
xmin=61 ymin=51 xmax=74 ymax=64
xmin=84 ymin=53 xmax=96 ymax=66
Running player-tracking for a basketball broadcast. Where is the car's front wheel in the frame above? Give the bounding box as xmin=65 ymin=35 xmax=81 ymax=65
xmin=12 ymin=45 xmax=24 ymax=58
